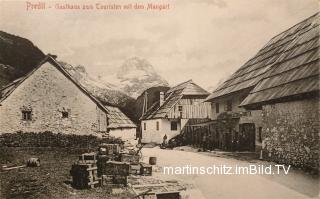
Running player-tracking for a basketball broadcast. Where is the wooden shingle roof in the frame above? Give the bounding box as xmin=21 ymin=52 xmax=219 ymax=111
xmin=206 ymin=13 xmax=319 ymax=106
xmin=141 ymin=80 xmax=209 ymax=120
xmin=105 ymin=105 xmax=136 ymax=129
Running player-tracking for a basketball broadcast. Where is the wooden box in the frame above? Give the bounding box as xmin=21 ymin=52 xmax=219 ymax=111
xmin=97 ymin=155 xmax=119 ymax=176
xmin=100 ymin=175 xmax=113 ymax=186
xmin=130 ymin=164 xmax=141 ymax=175
xmin=120 ymin=153 xmax=140 ymax=164
xmin=113 ymin=175 xmax=128 ymax=186
xmin=99 ymin=144 xmax=120 ymax=155
xmin=104 ymin=161 xmax=130 ymax=176
xmin=140 ymin=163 xmax=152 ymax=176
xmin=78 ymin=152 xmax=97 ymax=164
xmin=156 ymin=192 xmax=180 ymax=199
xmin=100 ymin=175 xmax=128 ymax=186
xmin=70 ymin=163 xmax=99 ymax=189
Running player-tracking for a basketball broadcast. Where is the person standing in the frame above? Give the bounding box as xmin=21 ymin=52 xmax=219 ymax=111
xmin=162 ymin=134 xmax=168 ymax=146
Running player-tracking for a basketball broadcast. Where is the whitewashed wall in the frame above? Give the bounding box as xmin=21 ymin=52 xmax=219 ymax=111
xmin=109 ymin=128 xmax=136 ymax=143
xmin=0 ymin=62 xmax=106 ymax=136
xmin=141 ymin=118 xmax=182 ymax=143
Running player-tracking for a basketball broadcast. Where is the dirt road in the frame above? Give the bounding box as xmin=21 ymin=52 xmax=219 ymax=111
xmin=142 ymin=147 xmax=319 ymax=199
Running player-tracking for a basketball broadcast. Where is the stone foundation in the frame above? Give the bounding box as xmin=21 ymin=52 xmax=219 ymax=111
xmin=262 ymin=98 xmax=319 ymax=171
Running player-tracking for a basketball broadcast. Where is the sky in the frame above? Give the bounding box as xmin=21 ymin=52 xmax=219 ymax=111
xmin=0 ymin=0 xmax=318 ymax=91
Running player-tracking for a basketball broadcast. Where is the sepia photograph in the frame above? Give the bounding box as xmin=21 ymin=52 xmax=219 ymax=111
xmin=0 ymin=0 xmax=319 ymax=198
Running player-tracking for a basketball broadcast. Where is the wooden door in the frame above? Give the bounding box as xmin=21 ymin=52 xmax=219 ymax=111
xmin=239 ymin=123 xmax=256 ymax=151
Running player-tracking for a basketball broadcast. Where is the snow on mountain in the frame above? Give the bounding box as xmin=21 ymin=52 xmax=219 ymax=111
xmin=104 ymin=57 xmax=169 ymax=98
xmin=58 ymin=58 xmax=169 ymax=121
xmin=59 ymin=61 xmax=133 ymax=106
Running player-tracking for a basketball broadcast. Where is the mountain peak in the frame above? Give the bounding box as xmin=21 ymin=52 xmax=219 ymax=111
xmin=117 ymin=57 xmax=156 ymax=78
xmin=113 ymin=57 xmax=169 ymax=98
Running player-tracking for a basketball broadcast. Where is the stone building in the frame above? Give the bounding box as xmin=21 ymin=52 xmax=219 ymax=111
xmin=140 ymin=80 xmax=211 ymax=144
xmin=240 ymin=13 xmax=319 ymax=170
xmin=0 ymin=55 xmax=136 ymax=138
xmin=192 ymin=13 xmax=319 ymax=170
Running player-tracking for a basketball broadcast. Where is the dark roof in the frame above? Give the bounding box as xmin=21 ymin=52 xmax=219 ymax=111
xmin=141 ymin=80 xmax=209 ymax=120
xmin=0 ymin=55 xmax=136 ymax=129
xmin=206 ymin=13 xmax=319 ymax=106
xmin=105 ymin=105 xmax=136 ymax=129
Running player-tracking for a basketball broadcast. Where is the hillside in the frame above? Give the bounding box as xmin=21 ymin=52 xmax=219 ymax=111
xmin=59 ymin=61 xmax=138 ymax=122
xmin=0 ymin=31 xmax=45 ymax=87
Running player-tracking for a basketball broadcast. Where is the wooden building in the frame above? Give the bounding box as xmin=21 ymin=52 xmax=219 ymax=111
xmin=140 ymin=80 xmax=211 ymax=144
xmin=0 ymin=55 xmax=136 ymax=138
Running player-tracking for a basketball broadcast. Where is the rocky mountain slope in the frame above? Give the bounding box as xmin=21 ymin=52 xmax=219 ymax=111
xmin=0 ymin=31 xmax=45 ymax=87
xmin=0 ymin=31 xmax=169 ymax=122
xmin=59 ymin=62 xmax=137 ymax=122
xmin=105 ymin=57 xmax=169 ymax=98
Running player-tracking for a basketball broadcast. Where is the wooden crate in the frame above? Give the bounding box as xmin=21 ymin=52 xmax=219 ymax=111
xmin=113 ymin=175 xmax=128 ymax=186
xmin=130 ymin=164 xmax=141 ymax=175
xmin=100 ymin=175 xmax=128 ymax=186
xmin=99 ymin=144 xmax=120 ymax=155
xmin=100 ymin=175 xmax=113 ymax=186
xmin=132 ymin=185 xmax=181 ymax=199
xmin=120 ymin=153 xmax=140 ymax=164
xmin=140 ymin=163 xmax=152 ymax=176
xmin=78 ymin=152 xmax=97 ymax=164
xmin=70 ymin=163 xmax=100 ymax=189
xmin=156 ymin=192 xmax=180 ymax=199
xmin=105 ymin=161 xmax=130 ymax=176
xmin=97 ymin=154 xmax=118 ymax=176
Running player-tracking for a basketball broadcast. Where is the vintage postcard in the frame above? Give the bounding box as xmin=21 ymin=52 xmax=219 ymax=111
xmin=0 ymin=0 xmax=319 ymax=198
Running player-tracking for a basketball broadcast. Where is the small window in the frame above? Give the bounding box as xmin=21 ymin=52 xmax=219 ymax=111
xmin=62 ymin=111 xmax=69 ymax=118
xmin=144 ymin=122 xmax=146 ymax=131
xmin=22 ymin=110 xmax=32 ymax=121
xmin=156 ymin=121 xmax=159 ymax=131
xmin=171 ymin=121 xmax=178 ymax=131
xmin=178 ymin=106 xmax=183 ymax=112
xmin=225 ymin=100 xmax=232 ymax=111
xmin=215 ymin=103 xmax=219 ymax=113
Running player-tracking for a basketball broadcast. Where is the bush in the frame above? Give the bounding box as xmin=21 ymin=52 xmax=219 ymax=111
xmin=0 ymin=147 xmax=16 ymax=164
xmin=0 ymin=131 xmax=123 ymax=148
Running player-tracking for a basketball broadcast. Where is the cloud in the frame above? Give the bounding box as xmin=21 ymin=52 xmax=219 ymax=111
xmin=0 ymin=0 xmax=318 ymax=90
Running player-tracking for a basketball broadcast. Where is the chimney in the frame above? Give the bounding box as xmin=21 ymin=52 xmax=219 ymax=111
xmin=159 ymin=92 xmax=165 ymax=107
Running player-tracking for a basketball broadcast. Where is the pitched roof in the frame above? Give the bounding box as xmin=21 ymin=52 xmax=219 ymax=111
xmin=0 ymin=55 xmax=110 ymax=112
xmin=206 ymin=13 xmax=320 ymax=106
xmin=141 ymin=80 xmax=209 ymax=120
xmin=105 ymin=105 xmax=136 ymax=129
xmin=166 ymin=79 xmax=209 ymax=96
xmin=0 ymin=55 xmax=136 ymax=129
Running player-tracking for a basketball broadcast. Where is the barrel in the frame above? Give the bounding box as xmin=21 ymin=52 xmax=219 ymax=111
xmin=149 ymin=157 xmax=157 ymax=165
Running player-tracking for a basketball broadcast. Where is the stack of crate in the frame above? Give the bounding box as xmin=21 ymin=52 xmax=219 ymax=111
xmin=100 ymin=161 xmax=130 ymax=186
xmin=70 ymin=152 xmax=99 ymax=189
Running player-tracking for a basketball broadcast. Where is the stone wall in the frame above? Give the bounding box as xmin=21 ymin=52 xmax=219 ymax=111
xmin=262 ymin=98 xmax=319 ymax=171
xmin=0 ymin=62 xmax=106 ymax=136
